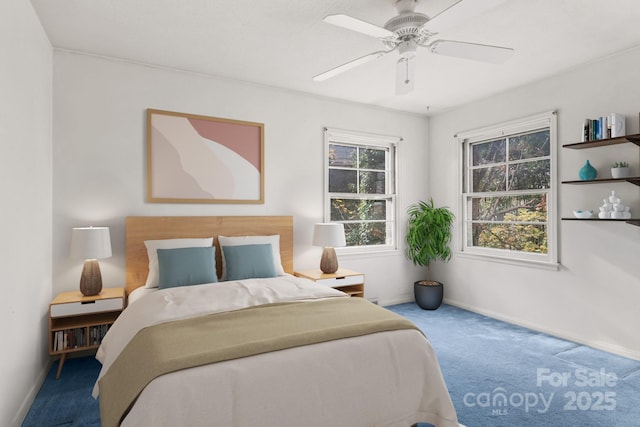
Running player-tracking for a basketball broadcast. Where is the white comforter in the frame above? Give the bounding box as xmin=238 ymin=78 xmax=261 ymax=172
xmin=94 ymin=276 xmax=459 ymax=427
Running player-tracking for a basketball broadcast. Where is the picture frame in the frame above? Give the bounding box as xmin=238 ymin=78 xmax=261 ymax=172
xmin=146 ymin=109 xmax=264 ymax=204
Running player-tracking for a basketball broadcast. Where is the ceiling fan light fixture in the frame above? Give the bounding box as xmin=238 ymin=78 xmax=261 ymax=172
xmin=398 ymin=40 xmax=417 ymax=59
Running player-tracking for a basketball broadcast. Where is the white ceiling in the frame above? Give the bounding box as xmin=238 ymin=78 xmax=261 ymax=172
xmin=30 ymin=0 xmax=640 ymax=115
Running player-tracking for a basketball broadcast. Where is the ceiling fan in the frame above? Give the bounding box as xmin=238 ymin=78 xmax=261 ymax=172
xmin=313 ymin=0 xmax=514 ymax=95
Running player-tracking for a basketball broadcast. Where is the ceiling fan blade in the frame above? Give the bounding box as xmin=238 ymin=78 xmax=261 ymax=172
xmin=429 ymin=40 xmax=514 ymax=63
xmin=323 ymin=14 xmax=394 ymax=39
xmin=313 ymin=50 xmax=390 ymax=81
xmin=396 ymin=57 xmax=415 ymax=95
xmin=422 ymin=0 xmax=507 ymax=34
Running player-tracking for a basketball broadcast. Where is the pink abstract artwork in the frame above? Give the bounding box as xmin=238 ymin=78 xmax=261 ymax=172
xmin=147 ymin=109 xmax=264 ymax=203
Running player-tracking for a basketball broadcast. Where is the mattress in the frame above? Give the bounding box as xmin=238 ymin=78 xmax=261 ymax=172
xmin=93 ymin=276 xmax=459 ymax=426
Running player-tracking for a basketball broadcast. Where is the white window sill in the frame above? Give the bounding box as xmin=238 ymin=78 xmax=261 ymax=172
xmin=456 ymin=251 xmax=560 ymax=271
xmin=337 ymin=248 xmax=402 ymax=259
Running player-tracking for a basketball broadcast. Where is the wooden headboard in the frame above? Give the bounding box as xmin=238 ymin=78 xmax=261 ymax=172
xmin=125 ymin=216 xmax=294 ymax=295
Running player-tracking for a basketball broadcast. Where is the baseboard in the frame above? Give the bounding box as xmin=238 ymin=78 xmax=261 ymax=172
xmin=444 ymin=298 xmax=640 ymax=361
xmin=379 ymin=294 xmax=414 ymax=307
xmin=11 ymin=360 xmax=51 ymax=427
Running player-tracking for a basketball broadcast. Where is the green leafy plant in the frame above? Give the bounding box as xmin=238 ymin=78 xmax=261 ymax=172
xmin=405 ymin=199 xmax=455 ymax=282
xmin=612 ymin=161 xmax=629 ymax=168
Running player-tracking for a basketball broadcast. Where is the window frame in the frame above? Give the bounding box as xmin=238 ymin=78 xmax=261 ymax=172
xmin=456 ymin=111 xmax=559 ymax=268
xmin=323 ymin=127 xmax=400 ymax=254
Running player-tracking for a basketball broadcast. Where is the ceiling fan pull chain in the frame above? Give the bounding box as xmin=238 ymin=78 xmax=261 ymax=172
xmin=404 ymin=59 xmax=410 ymax=84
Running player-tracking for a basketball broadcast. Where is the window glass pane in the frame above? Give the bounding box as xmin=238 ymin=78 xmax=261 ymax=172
xmin=472 ymin=139 xmax=506 ymax=166
xmin=344 ymin=222 xmax=387 ymax=246
xmin=359 ymin=148 xmax=386 ymax=170
xmin=508 ymin=160 xmax=550 ymax=190
xmin=473 ymin=166 xmax=506 ymax=192
xmin=359 ymin=171 xmax=386 ymax=194
xmin=509 ymin=130 xmax=550 ymax=160
xmin=330 ymin=199 xmax=387 ymax=221
xmin=329 ymin=144 xmax=356 ymax=167
xmin=328 ymin=169 xmax=357 ymax=193
xmin=462 ymin=114 xmax=555 ymax=262
xmin=471 ymin=194 xmax=547 ymax=222
xmin=471 ymin=223 xmax=547 ymax=254
xmin=326 ymin=130 xmax=397 ymax=250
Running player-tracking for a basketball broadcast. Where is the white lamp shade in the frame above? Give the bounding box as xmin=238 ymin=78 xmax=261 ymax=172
xmin=312 ymin=223 xmax=346 ymax=248
xmin=70 ymin=227 xmax=112 ymax=259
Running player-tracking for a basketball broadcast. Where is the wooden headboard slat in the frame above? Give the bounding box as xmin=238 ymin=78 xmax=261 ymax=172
xmin=125 ymin=216 xmax=294 ymax=295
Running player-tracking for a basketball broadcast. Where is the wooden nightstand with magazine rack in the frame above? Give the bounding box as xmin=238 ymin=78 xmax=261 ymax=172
xmin=48 ymin=287 xmax=125 ymax=379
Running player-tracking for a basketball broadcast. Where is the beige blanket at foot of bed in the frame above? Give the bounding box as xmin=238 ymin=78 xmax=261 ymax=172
xmin=99 ymin=297 xmax=420 ymax=427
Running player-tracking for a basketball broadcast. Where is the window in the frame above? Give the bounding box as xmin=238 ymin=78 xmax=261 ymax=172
xmin=324 ymin=128 xmax=399 ymax=251
xmin=458 ymin=112 xmax=558 ymax=267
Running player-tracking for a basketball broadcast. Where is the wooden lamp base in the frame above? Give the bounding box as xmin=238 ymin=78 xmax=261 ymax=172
xmin=79 ymin=259 xmax=103 ymax=296
xmin=319 ymin=247 xmax=339 ymax=274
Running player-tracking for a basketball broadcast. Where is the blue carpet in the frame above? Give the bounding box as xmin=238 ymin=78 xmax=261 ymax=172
xmin=22 ymin=356 xmax=100 ymax=426
xmin=22 ymin=303 xmax=640 ymax=427
xmin=393 ymin=303 xmax=640 ymax=427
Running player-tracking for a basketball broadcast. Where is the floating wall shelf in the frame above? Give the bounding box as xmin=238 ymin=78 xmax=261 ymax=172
xmin=562 ymin=133 xmax=640 ymax=149
xmin=562 ymin=177 xmax=640 ymax=186
xmin=561 ymin=132 xmax=640 ymax=227
xmin=562 ymin=217 xmax=640 ymax=226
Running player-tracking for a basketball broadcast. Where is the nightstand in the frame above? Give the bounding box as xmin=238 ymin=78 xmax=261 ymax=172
xmin=49 ymin=287 xmax=125 ymax=379
xmin=294 ymin=268 xmax=365 ymax=297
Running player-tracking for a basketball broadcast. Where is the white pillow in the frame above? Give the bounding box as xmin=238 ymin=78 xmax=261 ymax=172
xmin=218 ymin=235 xmax=285 ymax=280
xmin=143 ymin=238 xmax=214 ymax=288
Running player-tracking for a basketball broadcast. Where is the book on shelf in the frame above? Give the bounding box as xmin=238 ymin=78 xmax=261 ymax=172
xmin=581 ymin=113 xmax=625 ymax=142
xmin=53 ymin=324 xmax=111 ymax=351
xmin=89 ymin=324 xmax=111 ymax=346
xmin=610 ymin=113 xmax=625 ymax=137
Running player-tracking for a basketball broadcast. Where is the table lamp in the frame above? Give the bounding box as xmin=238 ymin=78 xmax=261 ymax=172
xmin=312 ymin=223 xmax=346 ymax=274
xmin=70 ymin=226 xmax=112 ymax=296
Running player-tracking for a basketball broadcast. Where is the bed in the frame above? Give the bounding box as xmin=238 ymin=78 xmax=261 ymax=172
xmin=93 ymin=216 xmax=459 ymax=427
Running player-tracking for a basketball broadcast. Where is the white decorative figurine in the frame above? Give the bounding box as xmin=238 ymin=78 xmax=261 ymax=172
xmin=599 ymin=191 xmax=631 ymax=219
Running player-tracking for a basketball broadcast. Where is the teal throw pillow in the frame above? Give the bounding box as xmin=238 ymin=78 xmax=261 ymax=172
xmin=222 ymin=244 xmax=276 ymax=281
xmin=157 ymin=246 xmax=217 ymax=289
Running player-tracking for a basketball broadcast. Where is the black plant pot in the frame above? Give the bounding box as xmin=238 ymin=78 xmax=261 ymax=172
xmin=414 ymin=281 xmax=443 ymax=310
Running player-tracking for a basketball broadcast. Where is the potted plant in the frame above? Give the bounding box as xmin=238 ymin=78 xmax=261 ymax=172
xmin=405 ymin=199 xmax=455 ymax=310
xmin=611 ymin=161 xmax=630 ymax=179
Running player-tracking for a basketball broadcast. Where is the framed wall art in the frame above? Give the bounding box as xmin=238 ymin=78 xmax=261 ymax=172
xmin=146 ymin=109 xmax=264 ymax=204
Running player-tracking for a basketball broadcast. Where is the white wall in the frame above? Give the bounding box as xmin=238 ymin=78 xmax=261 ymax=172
xmin=429 ymin=47 xmax=640 ymax=359
xmin=0 ymin=1 xmax=52 ymax=426
xmin=52 ymin=51 xmax=430 ymax=306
